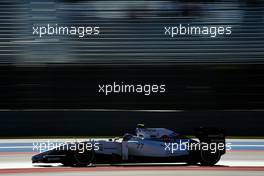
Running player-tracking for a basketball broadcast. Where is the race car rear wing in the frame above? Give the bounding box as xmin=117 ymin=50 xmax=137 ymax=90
xmin=195 ymin=127 xmax=226 ymax=154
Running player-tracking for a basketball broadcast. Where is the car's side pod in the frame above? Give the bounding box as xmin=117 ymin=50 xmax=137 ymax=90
xmin=195 ymin=127 xmax=226 ymax=155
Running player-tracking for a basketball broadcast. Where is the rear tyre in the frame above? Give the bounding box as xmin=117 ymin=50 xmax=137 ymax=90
xmin=199 ymin=147 xmax=221 ymax=166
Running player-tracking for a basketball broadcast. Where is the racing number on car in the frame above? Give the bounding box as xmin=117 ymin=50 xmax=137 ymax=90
xmin=136 ymin=142 xmax=144 ymax=150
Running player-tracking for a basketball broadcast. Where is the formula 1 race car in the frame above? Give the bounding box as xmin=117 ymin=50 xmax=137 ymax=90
xmin=32 ymin=124 xmax=226 ymax=166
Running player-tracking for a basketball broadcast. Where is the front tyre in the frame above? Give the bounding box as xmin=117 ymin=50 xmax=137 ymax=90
xmin=73 ymin=149 xmax=95 ymax=167
xmin=62 ymin=142 xmax=95 ymax=167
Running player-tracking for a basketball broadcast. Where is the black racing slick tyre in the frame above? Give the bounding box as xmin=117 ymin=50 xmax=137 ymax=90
xmin=62 ymin=143 xmax=95 ymax=167
xmin=73 ymin=149 xmax=95 ymax=167
xmin=199 ymin=147 xmax=221 ymax=166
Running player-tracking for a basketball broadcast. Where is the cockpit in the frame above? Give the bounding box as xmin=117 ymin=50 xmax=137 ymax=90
xmin=135 ymin=124 xmax=177 ymax=139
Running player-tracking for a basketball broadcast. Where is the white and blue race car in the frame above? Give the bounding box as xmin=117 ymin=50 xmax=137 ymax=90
xmin=32 ymin=124 xmax=226 ymax=166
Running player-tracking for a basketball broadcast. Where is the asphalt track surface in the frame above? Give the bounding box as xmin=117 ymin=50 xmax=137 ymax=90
xmin=0 ymin=139 xmax=263 ymax=176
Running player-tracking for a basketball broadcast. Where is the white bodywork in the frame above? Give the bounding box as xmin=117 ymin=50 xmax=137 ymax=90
xmin=94 ymin=127 xmax=190 ymax=159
